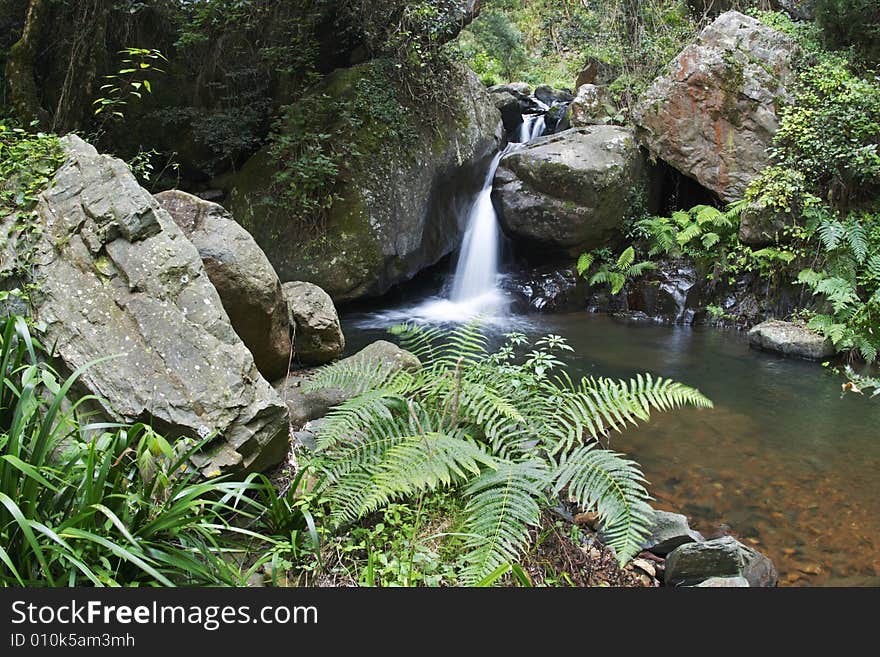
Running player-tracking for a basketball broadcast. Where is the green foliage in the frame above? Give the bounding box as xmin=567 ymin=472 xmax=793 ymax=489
xmin=304 ymin=322 xmax=712 ymax=583
xmin=814 ymin=0 xmax=880 ymax=63
xmin=797 ymin=211 xmax=880 ymax=363
xmin=0 ymin=314 xmax=314 ymax=586
xmin=93 ymin=48 xmax=165 ymax=123
xmin=578 ymin=246 xmax=656 ymax=295
xmin=0 ymin=122 xmax=63 ymax=275
xmin=771 ymin=60 xmax=880 ymax=207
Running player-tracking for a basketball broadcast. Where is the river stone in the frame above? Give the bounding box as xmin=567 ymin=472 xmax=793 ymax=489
xmin=693 ymin=576 xmax=750 ymax=587
xmin=665 ymin=536 xmax=778 ymax=587
xmin=282 ymin=281 xmax=345 ymax=365
xmin=493 ymin=126 xmax=650 ymax=256
xmin=229 ymin=62 xmax=501 ymax=303
xmin=632 ymin=11 xmax=797 ymax=202
xmin=748 ymin=320 xmax=835 ymax=360
xmin=275 ymin=340 xmax=420 ymax=427
xmin=489 ymin=90 xmax=526 ymax=133
xmin=8 ymin=136 xmax=289 ymax=477
xmin=155 ymin=190 xmax=291 ymax=380
xmin=534 ymin=84 xmax=574 ymax=106
xmin=641 ymin=510 xmax=705 ymax=556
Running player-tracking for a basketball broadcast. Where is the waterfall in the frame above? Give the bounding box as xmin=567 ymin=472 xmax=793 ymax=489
xmin=449 ymin=149 xmax=506 ymax=304
xmin=515 ymin=114 xmax=546 ymax=143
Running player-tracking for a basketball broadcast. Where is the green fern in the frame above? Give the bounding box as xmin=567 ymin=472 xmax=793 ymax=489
xmin=305 ymin=324 xmax=713 ymax=583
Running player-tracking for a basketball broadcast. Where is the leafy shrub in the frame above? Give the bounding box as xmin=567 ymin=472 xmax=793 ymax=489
xmin=0 ymin=315 xmax=311 ymax=586
xmin=303 ymin=323 xmax=712 ymax=583
xmin=814 ymin=0 xmax=880 ymax=63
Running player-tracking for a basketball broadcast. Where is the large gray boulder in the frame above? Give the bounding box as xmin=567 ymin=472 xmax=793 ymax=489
xmin=748 ymin=320 xmax=836 ymax=360
xmin=155 ymin=190 xmax=291 ymax=381
xmin=665 ymin=536 xmax=778 ymax=587
xmin=633 ymin=11 xmax=797 ymax=202
xmin=6 ymin=136 xmax=289 ymax=477
xmin=568 ymin=84 xmax=610 ymax=127
xmin=493 ymin=126 xmax=650 ymax=255
xmin=282 ymin=281 xmax=345 ymax=365
xmin=229 ymin=62 xmax=501 ymax=303
xmin=275 ymin=340 xmax=420 ymax=428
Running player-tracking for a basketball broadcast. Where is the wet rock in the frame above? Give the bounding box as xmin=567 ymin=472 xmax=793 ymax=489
xmin=568 ymin=84 xmax=610 ymax=127
xmin=665 ymin=536 xmax=778 ymax=587
xmin=502 ymin=265 xmax=586 ymax=312
xmin=693 ymin=576 xmax=750 ymax=587
xmin=748 ymin=320 xmax=836 ymax=360
xmin=642 ymin=510 xmax=705 ymax=556
xmin=544 ymin=103 xmax=571 ymax=134
xmin=489 ymin=90 xmax=526 ymax=133
xmin=633 ymin=11 xmax=798 ymax=202
xmin=155 ymin=190 xmax=291 ymax=380
xmin=11 ymin=136 xmax=289 ymax=478
xmin=493 ymin=126 xmax=650 ymax=257
xmin=534 ymin=84 xmax=574 ymax=106
xmin=282 ymin=281 xmax=345 ymax=365
xmin=626 ymin=261 xmax=700 ymax=324
xmin=275 ymin=340 xmax=420 ymax=427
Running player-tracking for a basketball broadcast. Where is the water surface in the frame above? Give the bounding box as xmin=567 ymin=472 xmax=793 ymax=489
xmin=342 ymin=310 xmax=880 ymax=586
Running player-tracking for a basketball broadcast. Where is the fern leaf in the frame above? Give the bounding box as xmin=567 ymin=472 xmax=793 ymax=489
xmin=626 ymin=261 xmax=656 ymax=277
xmin=577 ymin=252 xmax=594 ymax=276
xmin=608 ymin=272 xmax=626 ymax=295
xmin=616 ymin=246 xmax=635 ymax=271
xmin=554 ymin=444 xmax=655 ymax=565
xmin=459 ymin=461 xmax=548 ymax=585
xmin=676 ymin=222 xmax=702 ymax=246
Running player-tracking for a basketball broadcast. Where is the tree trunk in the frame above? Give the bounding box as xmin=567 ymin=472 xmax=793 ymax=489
xmin=5 ymin=0 xmax=48 ymax=125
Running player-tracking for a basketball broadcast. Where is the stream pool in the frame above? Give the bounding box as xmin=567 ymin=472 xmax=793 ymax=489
xmin=341 ymin=306 xmax=880 ymax=586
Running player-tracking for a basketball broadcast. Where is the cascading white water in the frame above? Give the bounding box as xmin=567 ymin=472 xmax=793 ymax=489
xmin=515 ymin=113 xmax=546 ymax=143
xmin=449 ymin=149 xmax=506 ymax=305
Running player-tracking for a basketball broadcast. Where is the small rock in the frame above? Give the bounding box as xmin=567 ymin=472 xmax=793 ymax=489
xmin=641 ymin=510 xmax=704 ymax=556
xmin=748 ymin=320 xmax=836 ymax=360
xmin=574 ymin=511 xmax=600 ymax=529
xmin=693 ymin=576 xmax=750 ymax=588
xmin=665 ymin=536 xmax=778 ymax=587
xmin=631 ymin=558 xmax=657 ymax=578
xmin=283 ymin=281 xmax=345 ymax=365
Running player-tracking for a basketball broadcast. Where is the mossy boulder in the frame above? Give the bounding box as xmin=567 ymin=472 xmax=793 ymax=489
xmin=492 ymin=126 xmax=651 ymax=257
xmin=228 ymin=61 xmax=501 ymax=302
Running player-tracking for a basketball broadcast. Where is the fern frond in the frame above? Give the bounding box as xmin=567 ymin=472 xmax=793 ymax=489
xmin=553 ymin=444 xmax=655 ymax=565
xmin=693 ymin=204 xmax=723 ymax=226
xmin=676 ymin=222 xmax=702 ymax=246
xmin=457 ymin=379 xmax=527 ymax=451
xmin=388 ymin=322 xmax=445 ymax=363
xmin=701 ymin=231 xmax=720 ymax=249
xmin=304 ymin=358 xmax=414 ymax=396
xmin=844 ymin=220 xmax=869 ymax=263
xmin=672 ymin=210 xmax=692 ymax=228
xmin=313 ymin=388 xmax=407 ymax=452
xmin=439 ymin=320 xmax=488 ymax=366
xmin=626 ymin=261 xmax=656 ymax=277
xmin=817 ymin=218 xmax=846 ymax=252
xmin=616 ymin=246 xmax=635 ymax=271
xmin=577 ymin=252 xmax=594 ymax=276
xmin=459 ymin=461 xmax=548 ymax=585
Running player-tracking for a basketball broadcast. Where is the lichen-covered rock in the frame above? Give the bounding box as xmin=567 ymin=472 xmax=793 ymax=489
xmin=7 ymin=136 xmax=289 ymax=477
xmin=275 ymin=340 xmax=420 ymax=427
xmin=633 ymin=11 xmax=797 ymax=202
xmin=155 ymin=190 xmax=291 ymax=380
xmin=229 ymin=62 xmax=501 ymax=303
xmin=568 ymin=84 xmax=610 ymax=127
xmin=282 ymin=281 xmax=345 ymax=365
xmin=493 ymin=126 xmax=650 ymax=255
xmin=748 ymin=320 xmax=836 ymax=360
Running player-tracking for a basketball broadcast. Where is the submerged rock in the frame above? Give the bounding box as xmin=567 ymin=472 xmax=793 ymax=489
xmin=633 ymin=11 xmax=797 ymax=202
xmin=229 ymin=62 xmax=501 ymax=303
xmin=664 ymin=535 xmax=778 ymax=587
xmin=748 ymin=320 xmax=835 ymax=360
xmin=155 ymin=190 xmax=291 ymax=381
xmin=493 ymin=126 xmax=650 ymax=257
xmin=282 ymin=281 xmax=345 ymax=365
xmin=276 ymin=340 xmax=420 ymax=427
xmin=9 ymin=136 xmax=289 ymax=477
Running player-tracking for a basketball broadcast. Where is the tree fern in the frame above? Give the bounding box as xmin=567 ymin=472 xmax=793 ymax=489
xmin=304 ymin=325 xmax=713 ymax=582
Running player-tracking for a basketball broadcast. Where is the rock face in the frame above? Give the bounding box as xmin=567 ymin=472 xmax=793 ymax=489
xmin=9 ymin=136 xmax=289 ymax=477
xmin=748 ymin=320 xmax=836 ymax=360
xmin=665 ymin=536 xmax=778 ymax=587
xmin=738 ymin=200 xmax=795 ymax=247
xmin=633 ymin=11 xmax=797 ymax=202
xmin=488 ymin=83 xmax=542 ymax=133
xmin=275 ymin=340 xmax=420 ymax=428
xmin=493 ymin=126 xmax=650 ymax=256
xmin=575 ymin=57 xmax=618 ymax=88
xmin=229 ymin=62 xmax=501 ymax=303
xmin=155 ymin=190 xmax=291 ymax=381
xmin=534 ymin=84 xmax=574 ymax=106
xmin=641 ymin=510 xmax=704 ymax=556
xmin=568 ymin=84 xmax=610 ymax=127
xmin=282 ymin=281 xmax=345 ymax=365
